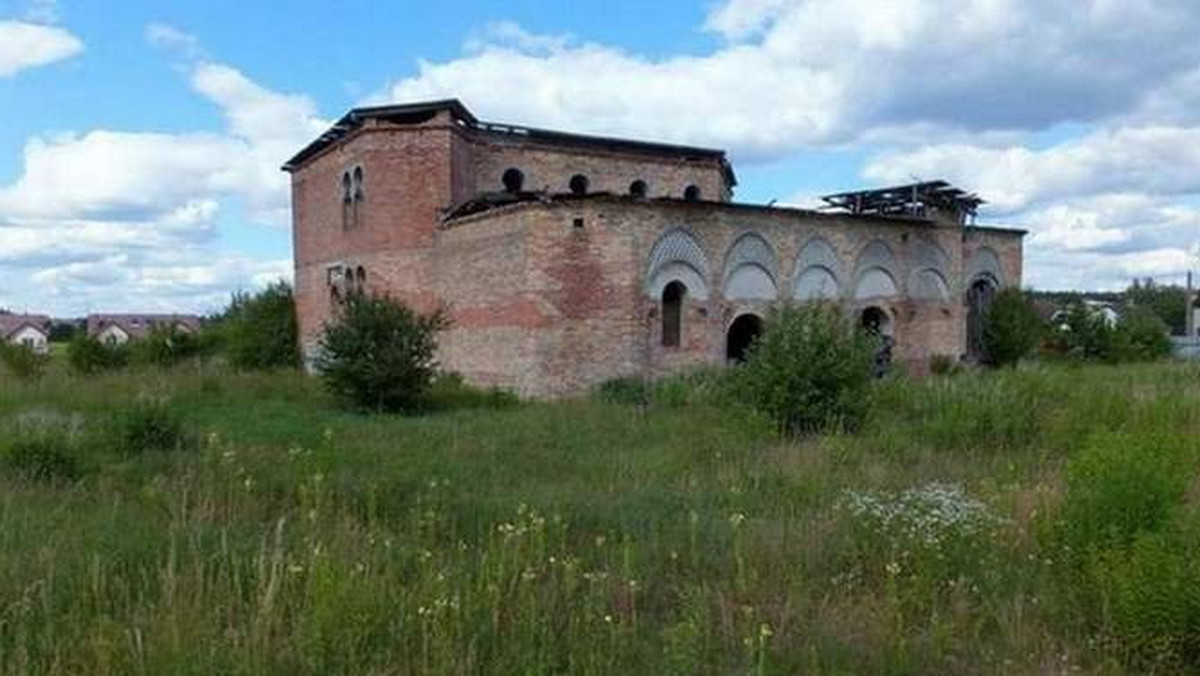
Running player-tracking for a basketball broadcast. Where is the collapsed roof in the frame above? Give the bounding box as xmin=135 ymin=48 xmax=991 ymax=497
xmin=820 ymin=181 xmax=985 ymax=223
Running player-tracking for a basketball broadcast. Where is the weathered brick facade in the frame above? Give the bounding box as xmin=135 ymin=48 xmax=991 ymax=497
xmin=287 ymin=100 xmax=1025 ymax=398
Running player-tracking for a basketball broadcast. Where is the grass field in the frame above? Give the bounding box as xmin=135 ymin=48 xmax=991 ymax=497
xmin=1 ymin=362 xmax=1199 ymax=675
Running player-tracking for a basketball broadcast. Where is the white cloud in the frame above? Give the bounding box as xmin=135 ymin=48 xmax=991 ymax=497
xmin=377 ymin=0 xmax=1200 ymax=159
xmin=0 ymin=25 xmax=322 ymax=315
xmin=0 ymin=20 xmax=82 ymax=77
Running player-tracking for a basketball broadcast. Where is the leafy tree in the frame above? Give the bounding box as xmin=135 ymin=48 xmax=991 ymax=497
xmin=66 ymin=334 xmax=130 ymax=374
xmin=48 ymin=321 xmax=79 ymax=343
xmin=1119 ymin=306 xmax=1173 ymax=361
xmin=0 ymin=342 xmax=51 ymax=381
xmin=734 ymin=302 xmax=876 ymax=435
xmin=213 ymin=282 xmax=299 ymax=370
xmin=982 ymin=288 xmax=1041 ymax=367
xmin=315 ymin=293 xmax=449 ymax=412
xmin=1126 ymin=278 xmax=1187 ymax=336
xmin=132 ymin=324 xmax=205 ymax=368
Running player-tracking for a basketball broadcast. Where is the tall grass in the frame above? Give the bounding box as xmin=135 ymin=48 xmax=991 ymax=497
xmin=0 ymin=362 xmax=1197 ymax=674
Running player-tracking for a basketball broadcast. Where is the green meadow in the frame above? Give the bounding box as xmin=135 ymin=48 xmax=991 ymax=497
xmin=2 ymin=362 xmax=1199 ymax=675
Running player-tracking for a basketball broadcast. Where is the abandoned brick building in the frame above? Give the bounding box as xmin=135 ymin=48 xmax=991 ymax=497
xmin=285 ymin=99 xmax=1024 ymax=398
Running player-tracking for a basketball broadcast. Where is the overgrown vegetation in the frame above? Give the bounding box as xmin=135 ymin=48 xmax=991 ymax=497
xmin=315 ymin=293 xmax=449 ymax=412
xmin=0 ymin=342 xmax=50 ymax=381
xmin=66 ymin=334 xmax=130 ymax=374
xmin=734 ymin=302 xmax=876 ymax=434
xmin=210 ymin=281 xmax=299 ymax=370
xmin=982 ymin=287 xmax=1041 ymax=367
xmin=1045 ymin=302 xmax=1173 ymax=363
xmin=1 ymin=353 xmax=1198 ymax=674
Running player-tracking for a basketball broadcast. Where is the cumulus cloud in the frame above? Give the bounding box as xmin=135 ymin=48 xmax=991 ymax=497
xmin=0 ymin=19 xmax=82 ymax=77
xmin=377 ymin=0 xmax=1200 ymax=159
xmin=0 ymin=24 xmax=320 ymax=315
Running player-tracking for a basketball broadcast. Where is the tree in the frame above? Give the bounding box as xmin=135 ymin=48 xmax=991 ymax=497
xmin=982 ymin=288 xmax=1041 ymax=367
xmin=734 ymin=302 xmax=876 ymax=435
xmin=213 ymin=282 xmax=299 ymax=370
xmin=67 ymin=335 xmax=130 ymax=374
xmin=315 ymin=293 xmax=449 ymax=412
xmin=1118 ymin=307 xmax=1172 ymax=361
xmin=1126 ymin=278 xmax=1187 ymax=336
xmin=0 ymin=342 xmax=51 ymax=381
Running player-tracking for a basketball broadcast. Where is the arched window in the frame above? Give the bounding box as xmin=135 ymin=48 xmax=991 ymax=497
xmin=661 ymin=281 xmax=686 ymax=347
xmin=356 ymin=266 xmax=366 ymax=294
xmin=502 ymin=168 xmax=524 ymax=193
xmin=683 ymin=185 xmax=701 ymax=201
xmin=569 ymin=174 xmax=590 ymax=195
xmin=629 ymin=179 xmax=648 ymax=198
xmin=341 ymin=172 xmax=353 ymax=230
xmin=352 ymin=166 xmax=365 ymax=200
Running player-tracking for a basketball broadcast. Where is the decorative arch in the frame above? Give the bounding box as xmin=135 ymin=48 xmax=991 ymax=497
xmin=646 ymin=228 xmax=711 ymax=300
xmin=966 ymin=246 xmax=1005 ymax=287
xmin=793 ymin=236 xmax=845 ymax=300
xmin=910 ymin=268 xmax=951 ymax=302
xmin=855 ymin=268 xmax=899 ymax=300
xmin=722 ymin=232 xmax=779 ymax=301
xmin=853 ymin=240 xmax=899 ymax=300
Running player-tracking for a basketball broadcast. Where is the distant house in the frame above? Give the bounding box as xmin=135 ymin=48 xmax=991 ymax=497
xmin=85 ymin=314 xmax=202 ymax=345
xmin=0 ymin=313 xmax=51 ymax=353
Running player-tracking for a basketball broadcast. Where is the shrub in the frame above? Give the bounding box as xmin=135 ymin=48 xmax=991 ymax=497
xmin=734 ymin=302 xmax=875 ymax=435
xmin=595 ymin=376 xmax=650 ymax=406
xmin=66 ymin=335 xmax=129 ymax=374
xmin=982 ymin=288 xmax=1041 ymax=367
xmin=214 ymin=281 xmax=300 ymax=371
xmin=1091 ymin=527 xmax=1200 ymax=667
xmin=2 ymin=431 xmax=82 ymax=482
xmin=131 ymin=324 xmax=208 ymax=368
xmin=315 ymin=294 xmax=449 ymax=412
xmin=426 ymin=371 xmax=519 ymax=410
xmin=0 ymin=342 xmax=51 ymax=381
xmin=1057 ymin=432 xmax=1190 ymax=555
xmin=106 ymin=399 xmax=188 ymax=455
xmin=928 ymin=354 xmax=961 ymax=376
xmin=1119 ymin=307 xmax=1173 ymax=362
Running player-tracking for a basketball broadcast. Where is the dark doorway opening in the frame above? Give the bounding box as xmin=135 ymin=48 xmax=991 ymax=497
xmin=662 ymin=281 xmax=686 ymax=347
xmin=966 ymin=277 xmax=997 ymax=361
xmin=726 ymin=314 xmax=763 ymax=363
xmin=861 ymin=306 xmax=894 ymax=378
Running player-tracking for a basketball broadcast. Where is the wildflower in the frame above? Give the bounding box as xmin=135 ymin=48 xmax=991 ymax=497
xmin=729 ymin=512 xmax=747 ymax=529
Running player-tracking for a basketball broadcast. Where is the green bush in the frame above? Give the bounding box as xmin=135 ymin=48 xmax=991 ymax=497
xmin=928 ymin=353 xmax=961 ymax=376
xmin=67 ymin=334 xmax=130 ymax=374
xmin=131 ymin=324 xmax=207 ymax=368
xmin=1119 ymin=306 xmax=1173 ymax=362
xmin=426 ymin=371 xmax=519 ymax=410
xmin=106 ymin=399 xmax=188 ymax=455
xmin=315 ymin=294 xmax=449 ymax=412
xmin=1058 ymin=432 xmax=1190 ymax=555
xmin=213 ymin=281 xmax=299 ymax=371
xmin=982 ymin=288 xmax=1041 ymax=367
xmin=734 ymin=302 xmax=875 ymax=435
xmin=2 ymin=431 xmax=82 ymax=482
xmin=595 ymin=376 xmax=650 ymax=406
xmin=0 ymin=342 xmax=51 ymax=381
xmin=1091 ymin=527 xmax=1200 ymax=667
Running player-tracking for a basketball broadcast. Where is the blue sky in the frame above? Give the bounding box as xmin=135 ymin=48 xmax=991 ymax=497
xmin=2 ymin=0 xmax=1200 ymax=316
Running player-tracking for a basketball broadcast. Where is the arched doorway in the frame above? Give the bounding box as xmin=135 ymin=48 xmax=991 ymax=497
xmin=661 ymin=281 xmax=686 ymax=347
xmin=860 ymin=306 xmax=892 ymax=337
xmin=966 ymin=276 xmax=997 ymax=361
xmin=726 ymin=314 xmax=763 ymax=363
xmin=860 ymin=306 xmax=894 ymax=378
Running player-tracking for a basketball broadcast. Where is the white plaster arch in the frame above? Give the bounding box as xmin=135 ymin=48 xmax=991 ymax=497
xmin=722 ymin=232 xmax=779 ymax=300
xmin=966 ymin=246 xmax=1005 ymax=287
xmin=793 ymin=236 xmax=845 ymax=300
xmin=910 ymin=268 xmax=952 ymax=302
xmin=855 ymin=267 xmax=899 ymax=300
xmin=646 ymin=228 xmax=711 ymax=300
